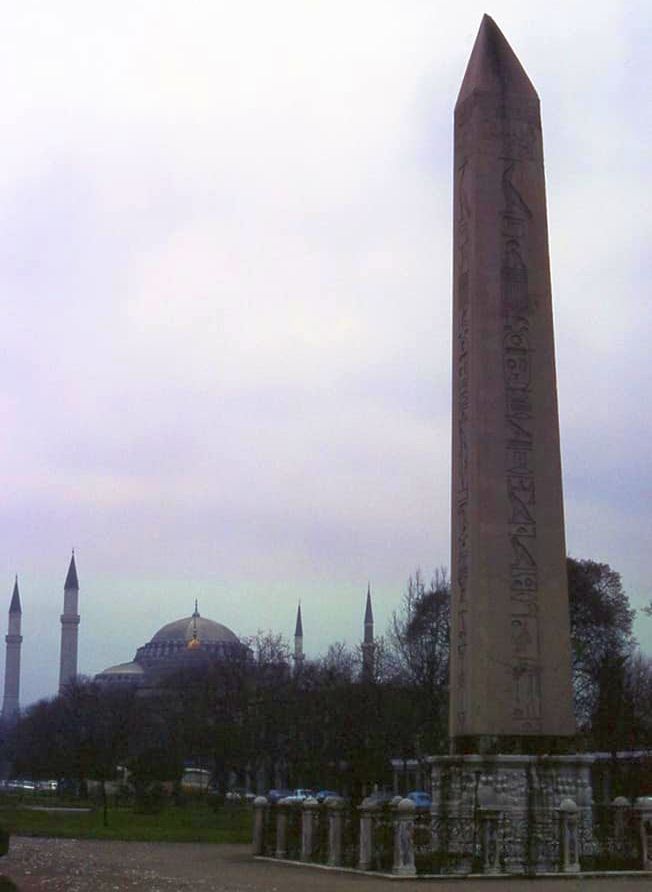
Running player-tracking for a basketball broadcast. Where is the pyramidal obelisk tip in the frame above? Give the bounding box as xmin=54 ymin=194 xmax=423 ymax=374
xmin=456 ymin=15 xmax=538 ymax=108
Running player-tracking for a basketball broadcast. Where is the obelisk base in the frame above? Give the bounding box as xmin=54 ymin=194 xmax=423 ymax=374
xmin=427 ymin=754 xmax=595 ymax=874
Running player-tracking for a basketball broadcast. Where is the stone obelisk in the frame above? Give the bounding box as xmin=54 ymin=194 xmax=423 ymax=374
xmin=450 ymin=15 xmax=575 ymax=752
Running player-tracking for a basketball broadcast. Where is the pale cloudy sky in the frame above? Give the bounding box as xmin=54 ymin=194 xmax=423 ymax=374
xmin=0 ymin=0 xmax=650 ymax=708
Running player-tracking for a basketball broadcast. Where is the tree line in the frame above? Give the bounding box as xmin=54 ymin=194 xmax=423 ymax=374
xmin=3 ymin=558 xmax=651 ymax=805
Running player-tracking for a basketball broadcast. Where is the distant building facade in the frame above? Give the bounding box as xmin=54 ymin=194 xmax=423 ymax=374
xmin=1 ymin=556 xmax=376 ymax=717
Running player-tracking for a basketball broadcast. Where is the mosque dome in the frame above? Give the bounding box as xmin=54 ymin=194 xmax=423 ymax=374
xmin=96 ymin=602 xmax=250 ymax=686
xmin=133 ymin=603 xmax=248 ymax=672
xmin=151 ymin=615 xmax=239 ymax=644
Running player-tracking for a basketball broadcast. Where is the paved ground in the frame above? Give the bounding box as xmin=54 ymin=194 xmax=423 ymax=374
xmin=1 ymin=838 xmax=651 ymax=892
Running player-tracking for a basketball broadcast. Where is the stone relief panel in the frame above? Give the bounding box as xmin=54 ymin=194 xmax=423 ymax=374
xmin=500 ymin=156 xmax=542 ymax=733
xmin=453 ymin=152 xmax=471 ymax=735
xmin=456 ymin=93 xmax=540 ymax=164
xmin=453 ymin=93 xmax=547 ymax=736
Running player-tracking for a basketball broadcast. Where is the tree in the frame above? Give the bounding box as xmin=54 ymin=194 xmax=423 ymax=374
xmin=126 ymin=701 xmax=184 ymax=812
xmin=11 ymin=697 xmax=70 ymax=781
xmin=317 ymin=641 xmax=357 ymax=683
xmin=386 ymin=568 xmax=450 ymax=754
xmin=567 ymin=558 xmax=636 ymax=738
xmin=243 ymin=631 xmax=293 ymax=790
xmin=12 ymin=678 xmax=137 ymax=823
xmin=623 ymin=652 xmax=652 ymax=748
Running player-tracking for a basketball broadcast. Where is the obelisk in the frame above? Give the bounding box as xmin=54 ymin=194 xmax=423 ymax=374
xmin=450 ymin=16 xmax=575 ymax=752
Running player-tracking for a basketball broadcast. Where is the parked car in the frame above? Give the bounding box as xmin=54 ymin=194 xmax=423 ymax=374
xmin=266 ymin=788 xmax=293 ymax=804
xmin=315 ymin=789 xmax=340 ymax=803
xmin=362 ymin=789 xmax=395 ymax=807
xmin=36 ymin=780 xmax=58 ymax=792
xmin=225 ymin=789 xmax=256 ymax=802
xmin=7 ymin=780 xmax=36 ymax=792
xmin=281 ymin=788 xmax=315 ymax=803
xmin=406 ymin=790 xmax=431 ymax=810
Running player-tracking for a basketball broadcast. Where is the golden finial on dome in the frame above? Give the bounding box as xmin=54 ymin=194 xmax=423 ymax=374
xmin=187 ymin=599 xmax=201 ymax=648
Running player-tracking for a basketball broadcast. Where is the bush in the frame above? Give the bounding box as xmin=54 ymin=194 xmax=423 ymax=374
xmin=133 ymin=781 xmax=166 ymax=814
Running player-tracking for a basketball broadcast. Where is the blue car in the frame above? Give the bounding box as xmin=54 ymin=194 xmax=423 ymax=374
xmin=406 ymin=790 xmax=431 ymax=810
xmin=315 ymin=789 xmax=340 ymax=803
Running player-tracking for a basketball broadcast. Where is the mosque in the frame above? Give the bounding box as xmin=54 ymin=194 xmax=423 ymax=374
xmin=94 ymin=600 xmax=251 ymax=689
xmin=1 ymin=552 xmax=376 ymax=718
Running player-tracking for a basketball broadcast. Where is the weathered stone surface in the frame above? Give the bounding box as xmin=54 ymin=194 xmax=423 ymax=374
xmin=300 ymin=797 xmax=318 ymax=861
xmin=635 ymin=798 xmax=652 ymax=870
xmin=252 ymin=796 xmax=268 ymax=855
xmin=392 ymin=798 xmax=416 ymax=876
xmin=327 ymin=796 xmax=346 ymax=866
xmin=450 ymin=15 xmax=575 ymax=749
xmin=429 ymin=754 xmax=595 ymax=873
xmin=558 ymin=798 xmax=581 ymax=873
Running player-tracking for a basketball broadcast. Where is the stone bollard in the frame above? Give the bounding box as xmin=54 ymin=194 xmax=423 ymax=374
xmin=634 ymin=797 xmax=652 ymax=870
xmin=393 ymin=798 xmax=417 ymax=876
xmin=275 ymin=800 xmax=289 ymax=859
xmin=327 ymin=796 xmax=346 ymax=866
xmin=252 ymin=796 xmax=268 ymax=856
xmin=358 ymin=797 xmax=378 ymax=871
xmin=558 ymin=798 xmax=580 ymax=873
xmin=479 ymin=808 xmax=502 ymax=875
xmin=301 ymin=797 xmax=319 ymax=862
xmin=612 ymin=796 xmax=629 ymax=853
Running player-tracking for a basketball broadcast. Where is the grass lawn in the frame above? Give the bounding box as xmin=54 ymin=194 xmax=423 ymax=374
xmin=0 ymin=800 xmax=252 ymax=844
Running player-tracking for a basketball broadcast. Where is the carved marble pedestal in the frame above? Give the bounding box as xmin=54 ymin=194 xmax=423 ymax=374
xmin=428 ymin=754 xmax=595 ymax=874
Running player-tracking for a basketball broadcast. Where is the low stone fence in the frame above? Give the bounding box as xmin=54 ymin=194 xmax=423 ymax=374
xmin=253 ymin=795 xmax=652 ymax=876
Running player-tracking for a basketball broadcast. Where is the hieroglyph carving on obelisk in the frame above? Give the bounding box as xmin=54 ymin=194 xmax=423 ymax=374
xmin=450 ymin=16 xmax=575 ymax=750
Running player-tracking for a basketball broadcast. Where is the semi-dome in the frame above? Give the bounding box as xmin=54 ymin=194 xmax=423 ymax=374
xmin=152 ymin=615 xmax=238 ymax=644
xmin=97 ymin=660 xmax=144 ymax=677
xmin=95 ymin=660 xmax=145 ymax=685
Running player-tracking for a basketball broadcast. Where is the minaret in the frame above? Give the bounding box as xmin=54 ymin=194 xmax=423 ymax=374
xmin=2 ymin=577 xmax=23 ymax=720
xmin=362 ymin=583 xmax=375 ymax=682
xmin=450 ymin=16 xmax=575 ymax=750
xmin=293 ymin=602 xmax=304 ymax=668
xmin=59 ymin=551 xmax=80 ymax=692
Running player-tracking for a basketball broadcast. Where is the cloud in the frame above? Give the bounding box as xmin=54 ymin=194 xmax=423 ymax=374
xmin=0 ymin=1 xmax=650 ymax=706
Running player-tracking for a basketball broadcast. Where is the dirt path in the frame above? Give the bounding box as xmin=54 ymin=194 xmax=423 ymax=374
xmin=1 ymin=837 xmax=651 ymax=892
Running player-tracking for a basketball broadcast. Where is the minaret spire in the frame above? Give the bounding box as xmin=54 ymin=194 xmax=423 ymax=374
xmin=362 ymin=583 xmax=375 ymax=682
xmin=59 ymin=551 xmax=80 ymax=693
xmin=64 ymin=550 xmax=79 ymax=591
xmin=9 ymin=577 xmax=21 ymax=615
xmin=293 ymin=602 xmax=304 ymax=669
xmin=2 ymin=576 xmax=23 ymax=720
